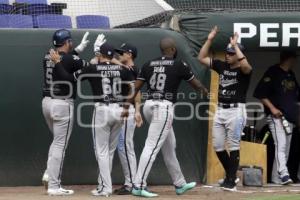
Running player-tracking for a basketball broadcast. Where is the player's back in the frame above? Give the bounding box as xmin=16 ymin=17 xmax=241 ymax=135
xmin=42 ymin=50 xmax=84 ymax=99
xmin=78 ymin=61 xmax=134 ymax=103
xmin=138 ymin=56 xmax=194 ymax=103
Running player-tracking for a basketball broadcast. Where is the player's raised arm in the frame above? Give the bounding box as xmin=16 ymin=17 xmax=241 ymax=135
xmin=198 ymin=26 xmax=218 ymax=67
xmin=230 ymin=32 xmax=252 ymax=74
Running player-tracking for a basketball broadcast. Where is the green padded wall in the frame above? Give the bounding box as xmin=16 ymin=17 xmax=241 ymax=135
xmin=0 ymin=29 xmax=209 ymax=186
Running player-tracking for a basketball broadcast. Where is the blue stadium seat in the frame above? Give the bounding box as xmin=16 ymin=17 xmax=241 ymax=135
xmin=15 ymin=0 xmax=47 ymax=4
xmin=36 ymin=14 xmax=72 ymax=28
xmin=0 ymin=14 xmax=33 ymax=28
xmin=76 ymin=15 xmax=110 ymax=29
xmin=0 ymin=0 xmax=9 ymax=4
xmin=0 ymin=15 xmax=9 ymax=27
xmin=26 ymin=4 xmax=54 ymax=27
xmin=0 ymin=4 xmax=13 ymax=14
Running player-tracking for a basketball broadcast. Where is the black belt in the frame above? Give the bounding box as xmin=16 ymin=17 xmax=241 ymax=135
xmin=43 ymin=96 xmax=73 ymax=100
xmin=218 ymin=103 xmax=239 ymax=109
xmin=95 ymin=102 xmax=125 ymax=107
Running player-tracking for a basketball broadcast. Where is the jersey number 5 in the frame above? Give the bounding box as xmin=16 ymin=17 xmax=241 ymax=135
xmin=150 ymin=73 xmax=166 ymax=91
xmin=46 ymin=67 xmax=53 ymax=84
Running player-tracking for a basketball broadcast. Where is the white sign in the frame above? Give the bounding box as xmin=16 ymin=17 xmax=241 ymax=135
xmin=233 ymin=23 xmax=300 ymax=47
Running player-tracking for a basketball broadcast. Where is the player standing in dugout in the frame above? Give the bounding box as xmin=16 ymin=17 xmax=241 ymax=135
xmin=198 ymin=26 xmax=252 ymax=191
xmin=254 ymin=51 xmax=300 ymax=185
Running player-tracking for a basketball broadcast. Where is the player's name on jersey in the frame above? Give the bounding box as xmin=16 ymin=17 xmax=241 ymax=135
xmin=154 ymin=66 xmax=165 ymax=73
xmin=150 ymin=60 xmax=174 ymax=66
xmin=96 ymin=65 xmax=122 ymax=71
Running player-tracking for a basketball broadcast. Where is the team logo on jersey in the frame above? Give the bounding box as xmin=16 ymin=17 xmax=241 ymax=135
xmin=282 ymin=79 xmax=296 ymax=92
xmin=219 ymin=75 xmax=238 ymax=88
xmin=264 ymin=77 xmax=271 ymax=82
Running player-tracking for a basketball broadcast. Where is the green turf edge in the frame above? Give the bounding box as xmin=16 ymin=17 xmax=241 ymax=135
xmin=245 ymin=195 xmax=300 ymax=200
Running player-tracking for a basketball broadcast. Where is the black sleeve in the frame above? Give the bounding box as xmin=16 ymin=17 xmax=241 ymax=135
xmin=178 ymin=60 xmax=195 ymax=82
xmin=71 ymin=54 xmax=89 ymax=71
xmin=132 ymin=66 xmax=139 ymax=80
xmin=54 ymin=62 xmax=76 ymax=82
xmin=122 ymin=68 xmax=135 ymax=82
xmin=74 ymin=64 xmax=96 ymax=81
xmin=253 ymin=69 xmax=273 ymax=99
xmin=211 ymin=59 xmax=224 ymax=74
xmin=137 ymin=62 xmax=148 ymax=81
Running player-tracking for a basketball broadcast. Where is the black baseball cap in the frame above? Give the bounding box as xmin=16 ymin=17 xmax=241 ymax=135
xmin=226 ymin=43 xmax=245 ymax=53
xmin=115 ymin=43 xmax=138 ymax=58
xmin=98 ymin=43 xmax=114 ymax=57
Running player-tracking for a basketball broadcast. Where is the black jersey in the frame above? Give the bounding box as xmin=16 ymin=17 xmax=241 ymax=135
xmin=254 ymin=64 xmax=300 ymax=123
xmin=42 ymin=50 xmax=87 ymax=99
xmin=137 ymin=56 xmax=195 ymax=103
xmin=212 ymin=59 xmax=252 ymax=104
xmin=122 ymin=65 xmax=139 ymax=98
xmin=75 ymin=61 xmax=134 ymax=103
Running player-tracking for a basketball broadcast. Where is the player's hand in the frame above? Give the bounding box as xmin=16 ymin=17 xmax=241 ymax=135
xmin=49 ymin=49 xmax=61 ymax=64
xmin=230 ymin=32 xmax=239 ymax=47
xmin=121 ymin=108 xmax=129 ymax=119
xmin=75 ymin=32 xmax=90 ymax=53
xmin=270 ymin=107 xmax=283 ymax=118
xmin=94 ymin=34 xmax=107 ymax=54
xmin=121 ymin=64 xmax=133 ymax=70
xmin=135 ymin=111 xmax=143 ymax=128
xmin=208 ymin=26 xmax=218 ymax=41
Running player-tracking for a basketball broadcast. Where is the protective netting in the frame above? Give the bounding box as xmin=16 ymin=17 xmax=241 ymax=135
xmin=0 ymin=0 xmax=300 ymax=29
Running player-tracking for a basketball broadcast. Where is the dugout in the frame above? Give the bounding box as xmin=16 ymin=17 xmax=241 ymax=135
xmin=0 ymin=11 xmax=300 ymax=187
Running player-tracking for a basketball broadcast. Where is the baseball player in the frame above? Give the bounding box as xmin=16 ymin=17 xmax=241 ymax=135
xmin=50 ymin=43 xmax=135 ymax=197
xmin=113 ymin=43 xmax=143 ymax=195
xmin=254 ymin=51 xmax=300 ymax=185
xmin=41 ymin=29 xmax=90 ymax=196
xmin=198 ymin=26 xmax=252 ymax=191
xmin=121 ymin=37 xmax=208 ymax=198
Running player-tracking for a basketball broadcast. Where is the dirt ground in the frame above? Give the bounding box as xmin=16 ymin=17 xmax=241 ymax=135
xmin=0 ymin=184 xmax=300 ymax=200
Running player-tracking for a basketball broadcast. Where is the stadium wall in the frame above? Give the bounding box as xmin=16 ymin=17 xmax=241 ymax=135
xmin=0 ymin=28 xmax=209 ymax=186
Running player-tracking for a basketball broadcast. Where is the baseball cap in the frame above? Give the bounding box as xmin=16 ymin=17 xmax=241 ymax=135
xmin=98 ymin=43 xmax=114 ymax=57
xmin=115 ymin=43 xmax=138 ymax=58
xmin=226 ymin=43 xmax=245 ymax=54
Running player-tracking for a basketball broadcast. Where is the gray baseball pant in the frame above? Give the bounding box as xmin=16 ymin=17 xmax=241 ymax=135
xmin=117 ymin=105 xmax=137 ymax=188
xmin=42 ymin=97 xmax=74 ymax=189
xmin=92 ymin=103 xmax=123 ymax=194
xmin=134 ymin=100 xmax=186 ymax=189
xmin=212 ymin=104 xmax=247 ymax=152
xmin=267 ymin=115 xmax=293 ymax=183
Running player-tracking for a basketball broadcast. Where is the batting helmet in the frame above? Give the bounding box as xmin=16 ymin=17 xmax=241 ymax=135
xmin=52 ymin=29 xmax=72 ymax=47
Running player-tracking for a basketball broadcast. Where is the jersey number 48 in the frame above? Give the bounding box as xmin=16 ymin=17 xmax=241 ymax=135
xmin=150 ymin=73 xmax=166 ymax=91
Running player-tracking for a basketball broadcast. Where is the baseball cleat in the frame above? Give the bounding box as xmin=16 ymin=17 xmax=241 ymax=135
xmin=91 ymin=188 xmax=111 ymax=197
xmin=175 ymin=182 xmax=196 ymax=195
xmin=218 ymin=177 xmax=240 ymax=186
xmin=132 ymin=187 xmax=158 ymax=198
xmin=281 ymin=175 xmax=293 ymax=185
xmin=42 ymin=173 xmax=49 ymax=190
xmin=47 ymin=187 xmax=74 ymax=196
xmin=221 ymin=179 xmax=237 ymax=192
xmin=132 ymin=187 xmax=142 ymax=196
xmin=114 ymin=185 xmax=132 ymax=195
